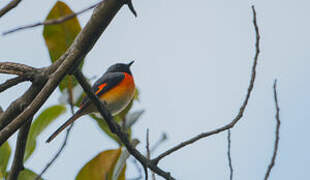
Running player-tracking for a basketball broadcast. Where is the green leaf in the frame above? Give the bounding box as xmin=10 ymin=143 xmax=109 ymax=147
xmin=0 ymin=141 xmax=11 ymax=178
xmin=17 ymin=169 xmax=43 ymax=180
xmin=43 ymin=1 xmax=83 ymax=92
xmin=76 ymin=149 xmax=125 ymax=180
xmin=24 ymin=105 xmax=66 ymax=162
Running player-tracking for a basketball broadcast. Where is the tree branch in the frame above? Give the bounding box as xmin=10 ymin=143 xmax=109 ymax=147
xmin=0 ymin=0 xmax=22 ymax=18
xmin=152 ymin=5 xmax=261 ymax=164
xmin=35 ymin=105 xmax=75 ymax=180
xmin=3 ymin=0 xmax=137 ymax=35
xmin=0 ymin=77 xmax=47 ymax=131
xmin=73 ymin=70 xmax=174 ymax=180
xmin=7 ymin=117 xmax=32 ymax=180
xmin=0 ymin=0 xmax=125 ymax=145
xmin=264 ymin=80 xmax=281 ymax=180
xmin=227 ymin=129 xmax=233 ymax=180
xmin=145 ymin=129 xmax=150 ymax=180
xmin=3 ymin=1 xmax=101 ymax=35
xmin=0 ymin=76 xmax=29 ymax=93
xmin=0 ymin=62 xmax=36 ymax=76
xmin=146 ymin=129 xmax=156 ymax=180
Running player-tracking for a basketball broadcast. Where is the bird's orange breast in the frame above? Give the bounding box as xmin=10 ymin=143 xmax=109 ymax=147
xmin=99 ymin=73 xmax=135 ymax=115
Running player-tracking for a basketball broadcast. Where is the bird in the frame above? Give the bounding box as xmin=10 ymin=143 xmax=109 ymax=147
xmin=46 ymin=61 xmax=136 ymax=143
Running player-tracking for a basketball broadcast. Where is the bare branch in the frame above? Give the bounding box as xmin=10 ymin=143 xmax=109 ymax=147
xmin=146 ymin=129 xmax=151 ymax=161
xmin=124 ymin=0 xmax=137 ymax=17
xmin=35 ymin=105 xmax=75 ymax=180
xmin=146 ymin=129 xmax=156 ymax=180
xmin=7 ymin=117 xmax=32 ymax=180
xmin=0 ymin=62 xmax=36 ymax=76
xmin=143 ymin=165 xmax=148 ymax=180
xmin=145 ymin=129 xmax=150 ymax=180
xmin=0 ymin=79 xmax=46 ymax=131
xmin=0 ymin=0 xmax=22 ymax=18
xmin=3 ymin=1 xmax=101 ymax=35
xmin=227 ymin=129 xmax=233 ymax=180
xmin=264 ymin=80 xmax=281 ymax=180
xmin=152 ymin=5 xmax=261 ymax=164
xmin=35 ymin=124 xmax=73 ymax=180
xmin=0 ymin=76 xmax=29 ymax=93
xmin=73 ymin=70 xmax=174 ymax=180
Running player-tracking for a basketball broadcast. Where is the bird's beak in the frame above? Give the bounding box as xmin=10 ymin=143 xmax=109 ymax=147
xmin=128 ymin=61 xmax=135 ymax=67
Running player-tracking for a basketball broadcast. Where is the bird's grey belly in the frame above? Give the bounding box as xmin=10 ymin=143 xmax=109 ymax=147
xmin=106 ymin=95 xmax=131 ymax=116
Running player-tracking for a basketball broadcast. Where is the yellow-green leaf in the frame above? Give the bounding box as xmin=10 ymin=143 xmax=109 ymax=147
xmin=17 ymin=169 xmax=42 ymax=180
xmin=117 ymin=164 xmax=126 ymax=180
xmin=43 ymin=1 xmax=83 ymax=92
xmin=76 ymin=149 xmax=125 ymax=180
xmin=24 ymin=105 xmax=66 ymax=162
xmin=0 ymin=141 xmax=11 ymax=178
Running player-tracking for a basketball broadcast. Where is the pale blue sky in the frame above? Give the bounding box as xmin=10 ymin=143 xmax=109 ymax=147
xmin=0 ymin=0 xmax=309 ymax=179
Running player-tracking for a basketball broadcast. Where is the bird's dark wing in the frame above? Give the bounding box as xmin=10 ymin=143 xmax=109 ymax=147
xmin=80 ymin=72 xmax=125 ymax=107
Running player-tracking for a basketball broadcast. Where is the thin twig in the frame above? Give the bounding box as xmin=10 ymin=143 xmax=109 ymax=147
xmin=264 ymin=80 xmax=281 ymax=180
xmin=0 ymin=70 xmax=46 ymax=131
xmin=7 ymin=117 xmax=32 ymax=180
xmin=73 ymin=70 xmax=174 ymax=180
xmin=0 ymin=0 xmax=22 ymax=18
xmin=124 ymin=0 xmax=137 ymax=17
xmin=227 ymin=129 xmax=233 ymax=180
xmin=152 ymin=5 xmax=261 ymax=164
xmin=146 ymin=129 xmax=151 ymax=161
xmin=146 ymin=129 xmax=156 ymax=180
xmin=35 ymin=97 xmax=75 ymax=180
xmin=0 ymin=76 xmax=29 ymax=93
xmin=3 ymin=1 xmax=101 ymax=35
xmin=35 ymin=124 xmax=74 ymax=180
xmin=129 ymin=132 xmax=164 ymax=180
xmin=145 ymin=129 xmax=150 ymax=180
xmin=143 ymin=166 xmax=148 ymax=180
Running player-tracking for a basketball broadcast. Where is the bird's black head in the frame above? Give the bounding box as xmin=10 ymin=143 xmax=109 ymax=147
xmin=106 ymin=61 xmax=134 ymax=75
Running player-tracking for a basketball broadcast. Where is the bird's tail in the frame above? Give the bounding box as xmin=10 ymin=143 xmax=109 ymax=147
xmin=46 ymin=110 xmax=83 ymax=143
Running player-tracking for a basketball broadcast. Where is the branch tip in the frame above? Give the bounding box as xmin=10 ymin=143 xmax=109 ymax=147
xmin=125 ymin=0 xmax=137 ymax=17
